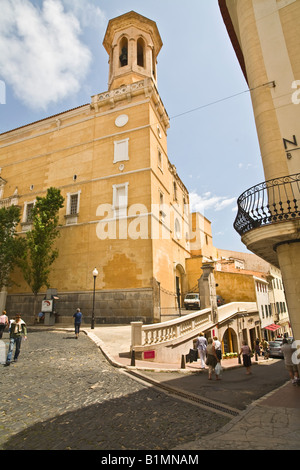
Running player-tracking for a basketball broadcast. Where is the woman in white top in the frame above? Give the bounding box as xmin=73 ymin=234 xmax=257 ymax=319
xmin=213 ymin=336 xmax=222 ymax=361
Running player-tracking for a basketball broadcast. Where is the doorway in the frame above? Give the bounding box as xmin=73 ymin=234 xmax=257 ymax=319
xmin=222 ymin=327 xmax=238 ymax=354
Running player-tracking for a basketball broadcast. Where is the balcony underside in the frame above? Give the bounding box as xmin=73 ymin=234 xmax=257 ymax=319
xmin=240 ymin=220 xmax=300 ymax=267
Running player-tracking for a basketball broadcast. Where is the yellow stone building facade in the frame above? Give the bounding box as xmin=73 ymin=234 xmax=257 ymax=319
xmin=219 ymin=0 xmax=300 ymax=347
xmin=0 ymin=12 xmax=191 ymax=324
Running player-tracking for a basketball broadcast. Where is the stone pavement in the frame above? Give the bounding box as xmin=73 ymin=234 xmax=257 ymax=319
xmin=0 ymin=328 xmax=229 ymax=450
xmin=1 ymin=324 xmax=299 ymax=450
xmin=84 ymin=325 xmax=300 ymax=450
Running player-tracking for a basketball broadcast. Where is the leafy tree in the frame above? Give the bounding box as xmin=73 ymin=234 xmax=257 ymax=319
xmin=0 ymin=205 xmax=26 ymax=291
xmin=19 ymin=188 xmax=64 ymax=306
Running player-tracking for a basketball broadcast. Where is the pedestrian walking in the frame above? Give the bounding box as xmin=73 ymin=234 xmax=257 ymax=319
xmin=206 ymin=337 xmax=221 ymax=380
xmin=213 ymin=336 xmax=222 ymax=362
xmin=261 ymin=338 xmax=269 ymax=359
xmin=239 ymin=340 xmax=252 ymax=375
xmin=4 ymin=314 xmax=27 ymax=366
xmin=196 ymin=332 xmax=207 ymax=369
xmin=254 ymin=338 xmax=261 ymax=357
xmin=281 ymin=338 xmax=299 ymax=385
xmin=0 ymin=310 xmax=9 ymax=339
xmin=73 ymin=308 xmax=82 ymax=339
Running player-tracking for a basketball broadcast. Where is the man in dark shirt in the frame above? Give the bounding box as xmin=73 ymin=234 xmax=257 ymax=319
xmin=73 ymin=308 xmax=83 ymax=339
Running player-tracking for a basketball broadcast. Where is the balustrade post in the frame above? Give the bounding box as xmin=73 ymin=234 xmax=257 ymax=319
xmin=131 ymin=321 xmax=143 ymax=349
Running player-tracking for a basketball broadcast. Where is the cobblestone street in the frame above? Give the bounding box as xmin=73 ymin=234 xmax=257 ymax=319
xmin=0 ymin=329 xmax=229 ymax=450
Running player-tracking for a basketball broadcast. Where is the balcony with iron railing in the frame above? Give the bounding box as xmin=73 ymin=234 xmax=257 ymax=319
xmin=234 ymin=173 xmax=300 ymax=265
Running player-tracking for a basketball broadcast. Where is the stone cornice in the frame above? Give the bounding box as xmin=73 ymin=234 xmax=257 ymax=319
xmin=91 ymin=78 xmax=170 ymax=132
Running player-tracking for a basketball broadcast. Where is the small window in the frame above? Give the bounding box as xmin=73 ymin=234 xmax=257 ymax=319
xmin=173 ymin=182 xmax=177 ymax=201
xmin=114 ymin=138 xmax=129 ymax=163
xmin=26 ymin=203 xmax=34 ymax=222
xmin=158 ymin=149 xmax=163 ymax=171
xmin=21 ymin=200 xmax=35 ymax=231
xmin=70 ymin=194 xmax=79 ymax=215
xmin=174 ymin=218 xmax=181 ymax=239
xmin=113 ymin=183 xmax=129 ymax=218
xmin=265 ymin=305 xmax=268 ymax=317
xmin=65 ymin=191 xmax=81 ymax=224
xmin=159 ymin=191 xmax=166 ymax=221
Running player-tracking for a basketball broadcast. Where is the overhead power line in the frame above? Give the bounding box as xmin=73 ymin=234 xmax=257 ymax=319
xmin=169 ymin=81 xmax=276 ymax=121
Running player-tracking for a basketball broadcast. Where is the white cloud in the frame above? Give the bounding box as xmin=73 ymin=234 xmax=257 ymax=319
xmin=238 ymin=162 xmax=257 ymax=170
xmin=62 ymin=0 xmax=106 ymax=29
xmin=189 ymin=191 xmax=236 ymax=213
xmin=0 ymin=0 xmax=96 ymax=110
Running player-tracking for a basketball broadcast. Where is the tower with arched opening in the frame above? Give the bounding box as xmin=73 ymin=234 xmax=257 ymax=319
xmin=103 ymin=11 xmax=161 ymax=91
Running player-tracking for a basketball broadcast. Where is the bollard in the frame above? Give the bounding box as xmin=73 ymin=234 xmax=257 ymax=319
xmin=131 ymin=349 xmax=136 ymax=366
xmin=238 ymin=354 xmax=241 ymax=364
xmin=181 ymin=354 xmax=186 ymax=369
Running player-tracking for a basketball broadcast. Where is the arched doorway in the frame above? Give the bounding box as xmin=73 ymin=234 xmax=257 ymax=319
xmin=175 ymin=264 xmax=185 ymax=310
xmin=222 ymin=327 xmax=238 ymax=354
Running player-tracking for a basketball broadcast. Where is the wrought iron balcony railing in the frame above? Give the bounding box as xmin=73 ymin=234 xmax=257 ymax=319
xmin=234 ymin=173 xmax=300 ymax=236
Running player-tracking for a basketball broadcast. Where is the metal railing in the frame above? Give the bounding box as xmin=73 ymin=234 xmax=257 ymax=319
xmin=234 ymin=173 xmax=300 ymax=236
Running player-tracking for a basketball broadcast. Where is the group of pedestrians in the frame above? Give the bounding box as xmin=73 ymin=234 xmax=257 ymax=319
xmin=196 ymin=332 xmax=222 ymax=380
xmin=196 ymin=331 xmax=256 ymax=378
xmin=196 ymin=331 xmax=299 ymax=384
xmin=254 ymin=338 xmax=270 ymax=359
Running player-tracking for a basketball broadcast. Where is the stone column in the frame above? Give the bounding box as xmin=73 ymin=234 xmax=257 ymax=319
xmin=276 ymin=241 xmax=300 ymax=374
xmin=198 ymin=263 xmax=218 ymax=323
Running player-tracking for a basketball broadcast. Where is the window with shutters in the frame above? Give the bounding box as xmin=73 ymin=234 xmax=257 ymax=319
xmin=113 ymin=183 xmax=129 ymax=218
xmin=114 ymin=138 xmax=129 ymax=163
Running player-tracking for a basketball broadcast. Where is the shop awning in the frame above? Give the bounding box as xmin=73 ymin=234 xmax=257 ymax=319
xmin=264 ymin=324 xmax=281 ymax=331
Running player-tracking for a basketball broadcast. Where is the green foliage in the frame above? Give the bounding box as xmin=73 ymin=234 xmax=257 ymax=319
xmin=0 ymin=204 xmax=26 ymax=290
xmin=19 ymin=187 xmax=64 ymax=296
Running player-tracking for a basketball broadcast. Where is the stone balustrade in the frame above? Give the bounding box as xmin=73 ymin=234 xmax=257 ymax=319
xmin=130 ymin=302 xmax=258 ymax=364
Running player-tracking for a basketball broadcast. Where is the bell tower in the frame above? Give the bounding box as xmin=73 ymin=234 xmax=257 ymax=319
xmin=103 ymin=11 xmax=163 ymax=91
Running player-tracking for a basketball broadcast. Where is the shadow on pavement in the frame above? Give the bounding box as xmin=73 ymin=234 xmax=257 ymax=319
xmin=138 ymin=360 xmax=289 ymax=410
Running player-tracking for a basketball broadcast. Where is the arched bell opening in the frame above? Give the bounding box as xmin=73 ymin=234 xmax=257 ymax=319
xmin=119 ymin=36 xmax=128 ymax=67
xmin=137 ymin=37 xmax=145 ymax=67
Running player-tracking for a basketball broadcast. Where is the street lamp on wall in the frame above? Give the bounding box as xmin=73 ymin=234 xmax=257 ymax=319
xmin=91 ymin=267 xmax=98 ymax=329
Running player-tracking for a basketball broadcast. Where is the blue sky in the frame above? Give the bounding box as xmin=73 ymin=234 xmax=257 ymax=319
xmin=0 ymin=0 xmax=265 ymax=253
